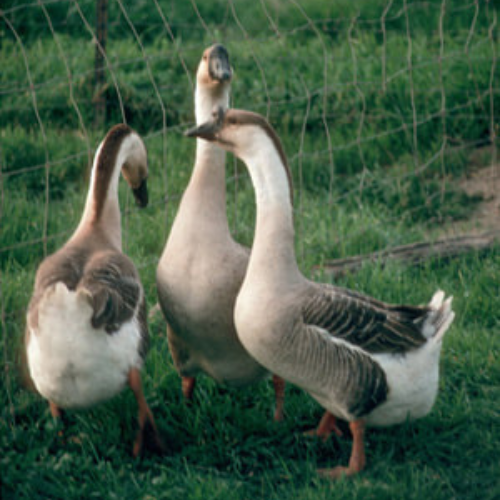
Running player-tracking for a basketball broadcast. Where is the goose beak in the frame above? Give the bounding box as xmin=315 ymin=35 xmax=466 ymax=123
xmin=184 ymin=121 xmax=218 ymax=141
xmin=208 ymin=44 xmax=232 ymax=82
xmin=185 ymin=106 xmax=225 ymax=141
xmin=132 ymin=179 xmax=148 ymax=207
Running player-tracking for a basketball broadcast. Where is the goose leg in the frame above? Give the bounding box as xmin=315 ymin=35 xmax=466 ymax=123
xmin=128 ymin=368 xmax=165 ymax=457
xmin=272 ymin=374 xmax=285 ymax=422
xmin=49 ymin=401 xmax=66 ymax=439
xmin=49 ymin=401 xmax=63 ymax=419
xmin=49 ymin=401 xmax=86 ymax=446
xmin=181 ymin=376 xmax=196 ymax=401
xmin=305 ymin=410 xmax=343 ymax=441
xmin=318 ymin=419 xmax=366 ymax=479
xmin=166 ymin=323 xmax=196 ymax=401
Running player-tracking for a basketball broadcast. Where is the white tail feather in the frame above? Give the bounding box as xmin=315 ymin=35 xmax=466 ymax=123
xmin=29 ymin=282 xmax=141 ymax=409
xmin=422 ymin=290 xmax=455 ymax=342
xmin=38 ymin=282 xmax=93 ymax=330
xmin=428 ymin=290 xmax=445 ymax=309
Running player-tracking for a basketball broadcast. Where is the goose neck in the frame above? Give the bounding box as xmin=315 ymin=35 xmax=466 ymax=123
xmin=180 ymin=83 xmax=230 ymax=227
xmin=241 ymin=137 xmax=300 ymax=284
xmin=73 ymin=130 xmax=141 ymax=249
xmin=195 ymin=83 xmax=230 ymax=124
xmin=194 ymin=83 xmax=230 ymax=163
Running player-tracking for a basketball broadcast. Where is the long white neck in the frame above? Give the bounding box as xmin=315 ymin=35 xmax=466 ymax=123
xmin=72 ymin=133 xmax=141 ymax=250
xmin=238 ymin=131 xmax=301 ymax=286
xmin=184 ymin=83 xmax=231 ymax=225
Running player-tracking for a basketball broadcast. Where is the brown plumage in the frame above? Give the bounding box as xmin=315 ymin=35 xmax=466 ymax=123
xmin=302 ymin=284 xmax=430 ymax=354
xmin=185 ymin=106 xmax=455 ymax=479
xmin=156 ymin=44 xmax=286 ymax=421
xmin=25 ymin=124 xmax=162 ymax=456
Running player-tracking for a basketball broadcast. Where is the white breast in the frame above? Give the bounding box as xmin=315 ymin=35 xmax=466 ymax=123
xmin=27 ymin=283 xmax=141 ymax=409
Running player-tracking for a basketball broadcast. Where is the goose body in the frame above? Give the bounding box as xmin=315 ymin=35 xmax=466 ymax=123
xmin=240 ymin=282 xmax=452 ymax=428
xmin=26 ymin=124 xmax=163 ymax=455
xmin=27 ymin=276 xmax=143 ymax=410
xmin=156 ymin=45 xmax=285 ymax=418
xmin=186 ymin=108 xmax=455 ymax=477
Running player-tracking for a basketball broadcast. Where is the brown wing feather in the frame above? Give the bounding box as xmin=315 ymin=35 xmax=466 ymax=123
xmin=291 ymin=322 xmax=389 ymax=418
xmin=80 ymin=251 xmax=141 ymax=333
xmin=28 ymin=242 xmax=148 ymax=355
xmin=302 ymin=283 xmax=429 ymax=354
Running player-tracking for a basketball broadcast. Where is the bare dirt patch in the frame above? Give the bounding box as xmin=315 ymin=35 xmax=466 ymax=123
xmin=447 ymin=147 xmax=500 ymax=235
xmin=459 ymin=166 xmax=500 ymax=231
xmin=320 ymin=151 xmax=500 ymax=277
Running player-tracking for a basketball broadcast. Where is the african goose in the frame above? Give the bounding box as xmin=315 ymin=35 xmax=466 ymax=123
xmin=156 ymin=44 xmax=285 ymax=420
xmin=185 ymin=107 xmax=455 ymax=478
xmin=26 ymin=124 xmax=164 ymax=456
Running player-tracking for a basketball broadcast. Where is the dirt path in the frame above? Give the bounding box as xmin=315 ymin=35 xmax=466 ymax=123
xmin=447 ymin=149 xmax=499 ymax=235
xmin=460 ymin=166 xmax=500 ymax=230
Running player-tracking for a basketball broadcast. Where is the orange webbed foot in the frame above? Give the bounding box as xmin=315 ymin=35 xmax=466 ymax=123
xmin=132 ymin=405 xmax=165 ymax=458
xmin=304 ymin=411 xmax=343 ymax=442
xmin=317 ymin=419 xmax=366 ymax=480
xmin=317 ymin=464 xmax=361 ymax=480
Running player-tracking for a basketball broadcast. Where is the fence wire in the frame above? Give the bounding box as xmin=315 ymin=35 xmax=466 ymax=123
xmin=0 ymin=0 xmax=499 ymax=326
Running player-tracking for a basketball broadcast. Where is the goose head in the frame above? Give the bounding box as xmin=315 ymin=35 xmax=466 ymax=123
xmin=185 ymin=107 xmax=293 ymax=204
xmin=185 ymin=107 xmax=286 ymax=166
xmin=197 ymin=44 xmax=232 ymax=91
xmin=118 ymin=131 xmax=149 ymax=208
xmin=185 ymin=107 xmax=263 ymax=153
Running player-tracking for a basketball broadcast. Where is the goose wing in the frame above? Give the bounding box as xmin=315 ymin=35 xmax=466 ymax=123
xmin=79 ymin=251 xmax=144 ymax=335
xmin=297 ymin=321 xmax=390 ymax=419
xmin=301 ymin=283 xmax=429 ymax=354
xmin=27 ymin=247 xmax=148 ymax=355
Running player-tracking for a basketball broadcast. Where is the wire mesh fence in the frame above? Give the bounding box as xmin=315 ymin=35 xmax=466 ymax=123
xmin=1 ymin=0 xmax=499 ymax=312
xmin=2 ymin=4 xmax=500 ymax=495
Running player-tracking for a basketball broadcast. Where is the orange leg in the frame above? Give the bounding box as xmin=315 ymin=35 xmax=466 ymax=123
xmin=181 ymin=376 xmax=196 ymax=401
xmin=305 ymin=410 xmax=343 ymax=441
xmin=49 ymin=401 xmax=63 ymax=419
xmin=128 ymin=368 xmax=165 ymax=457
xmin=318 ymin=419 xmax=367 ymax=479
xmin=49 ymin=401 xmax=66 ymax=439
xmin=272 ymin=375 xmax=286 ymax=422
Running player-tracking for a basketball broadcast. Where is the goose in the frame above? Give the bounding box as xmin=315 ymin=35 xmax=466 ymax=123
xmin=185 ymin=107 xmax=455 ymax=478
xmin=25 ymin=124 xmax=164 ymax=457
xmin=156 ymin=44 xmax=285 ymax=420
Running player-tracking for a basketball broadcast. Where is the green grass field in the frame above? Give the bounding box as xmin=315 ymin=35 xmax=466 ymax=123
xmin=1 ymin=1 xmax=500 ymax=499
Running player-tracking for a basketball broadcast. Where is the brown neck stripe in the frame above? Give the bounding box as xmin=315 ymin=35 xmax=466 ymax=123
xmin=91 ymin=124 xmax=133 ymax=223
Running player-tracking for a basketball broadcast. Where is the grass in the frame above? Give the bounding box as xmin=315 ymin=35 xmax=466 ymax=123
xmin=2 ymin=253 xmax=500 ymax=499
xmin=1 ymin=0 xmax=500 ymax=499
